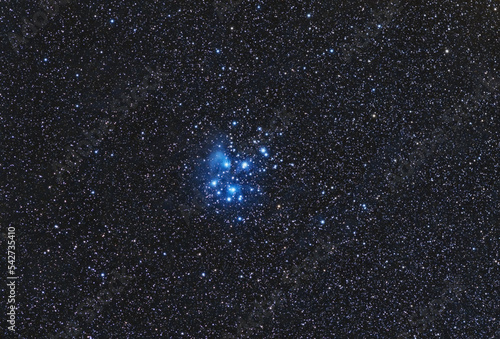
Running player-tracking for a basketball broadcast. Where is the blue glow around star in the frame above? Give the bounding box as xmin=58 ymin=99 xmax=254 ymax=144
xmin=200 ymin=142 xmax=271 ymax=212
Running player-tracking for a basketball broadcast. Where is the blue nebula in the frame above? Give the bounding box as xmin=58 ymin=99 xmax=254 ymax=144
xmin=199 ymin=142 xmax=272 ymax=222
xmin=209 ymin=151 xmax=231 ymax=171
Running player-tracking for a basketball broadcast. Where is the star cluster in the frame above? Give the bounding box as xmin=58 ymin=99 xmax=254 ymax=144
xmin=2 ymin=0 xmax=499 ymax=338
xmin=209 ymin=143 xmax=269 ymax=194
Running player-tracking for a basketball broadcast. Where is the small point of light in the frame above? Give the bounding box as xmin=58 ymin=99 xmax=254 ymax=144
xmin=101 ymin=273 xmax=105 ymax=277
xmin=211 ymin=180 xmax=217 ymax=186
xmin=91 ymin=190 xmax=95 ymax=195
xmin=242 ymin=162 xmax=248 ymax=169
xmin=76 ymin=74 xmax=79 ymax=77
xmin=111 ymin=153 xmax=114 ymax=157
xmin=54 ymin=225 xmax=59 ymax=229
xmin=238 ymin=217 xmax=242 ymax=221
xmin=238 ymin=196 xmax=243 ymax=201
xmin=307 ymin=13 xmax=311 ymax=18
xmin=320 ymin=220 xmax=325 ymax=225
xmin=94 ymin=150 xmax=98 ymax=154
xmin=445 ymin=49 xmax=449 ymax=53
xmin=229 ymin=187 xmax=236 ymax=193
xmin=232 ymin=121 xmax=237 ymax=125
xmin=216 ymin=49 xmax=221 ymax=54
xmin=110 ymin=19 xmax=115 ymax=23
xmin=201 ymin=272 xmax=206 ymax=277
xmin=227 ymin=197 xmax=232 ymax=202
xmin=43 ymin=58 xmax=48 ymax=62
xmin=329 ymin=49 xmax=334 ymax=53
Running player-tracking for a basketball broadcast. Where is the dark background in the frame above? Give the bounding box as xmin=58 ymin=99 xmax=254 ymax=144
xmin=1 ymin=0 xmax=499 ymax=338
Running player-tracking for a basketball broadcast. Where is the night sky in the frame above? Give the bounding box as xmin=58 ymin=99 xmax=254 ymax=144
xmin=1 ymin=0 xmax=499 ymax=338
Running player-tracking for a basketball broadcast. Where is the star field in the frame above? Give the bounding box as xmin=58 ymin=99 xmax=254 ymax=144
xmin=1 ymin=0 xmax=499 ymax=338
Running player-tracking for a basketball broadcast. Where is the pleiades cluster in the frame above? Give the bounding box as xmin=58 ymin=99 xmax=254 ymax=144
xmin=2 ymin=0 xmax=499 ymax=338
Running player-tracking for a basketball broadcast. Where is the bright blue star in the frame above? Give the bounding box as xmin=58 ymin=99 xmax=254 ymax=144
xmin=209 ymin=151 xmax=231 ymax=171
xmin=202 ymin=142 xmax=272 ymax=212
